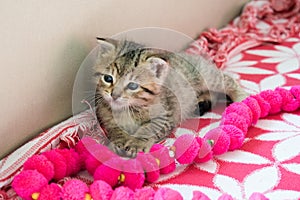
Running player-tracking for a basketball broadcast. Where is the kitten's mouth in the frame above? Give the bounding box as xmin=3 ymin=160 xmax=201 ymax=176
xmin=109 ymin=99 xmax=129 ymax=110
xmin=103 ymin=95 xmax=129 ymax=110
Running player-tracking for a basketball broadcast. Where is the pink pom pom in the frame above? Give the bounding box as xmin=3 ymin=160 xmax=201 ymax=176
xmin=252 ymin=94 xmax=271 ymax=118
xmin=76 ymin=137 xmax=97 ymax=153
xmin=249 ymin=192 xmax=269 ymax=200
xmin=194 ymin=137 xmax=213 ymax=163
xmin=93 ymin=157 xmax=123 ymax=187
xmin=291 ymin=85 xmax=300 ymax=103
xmin=43 ymin=150 xmax=67 ymax=180
xmin=122 ymin=159 xmax=145 ymax=190
xmin=55 ymin=149 xmax=81 ymax=176
xmin=221 ymin=112 xmax=248 ymax=135
xmin=12 ymin=170 xmax=48 ymax=200
xmin=85 ymin=154 xmax=103 ymax=175
xmin=90 ymin=180 xmax=113 ymax=200
xmin=75 ymin=137 xmax=98 ymax=161
xmin=173 ymin=134 xmax=200 ymax=164
xmin=150 ymin=144 xmax=176 ymax=174
xmin=223 ymin=102 xmax=253 ymax=127
xmin=38 ymin=183 xmax=62 ymax=200
xmin=276 ymin=87 xmax=299 ymax=112
xmin=242 ymin=96 xmax=261 ymax=124
xmin=218 ymin=194 xmax=234 ymax=200
xmin=205 ymin=127 xmax=230 ymax=155
xmin=85 ymin=144 xmax=117 ymax=175
xmin=110 ymin=186 xmax=134 ymax=200
xmin=23 ymin=154 xmax=54 ymax=181
xmin=154 ymin=188 xmax=183 ymax=200
xmin=134 ymin=187 xmax=156 ymax=200
xmin=62 ymin=179 xmax=89 ymax=200
xmin=136 ymin=153 xmax=160 ymax=183
xmin=192 ymin=191 xmax=210 ymax=200
xmin=260 ymin=90 xmax=282 ymax=114
xmin=221 ymin=125 xmax=245 ymax=151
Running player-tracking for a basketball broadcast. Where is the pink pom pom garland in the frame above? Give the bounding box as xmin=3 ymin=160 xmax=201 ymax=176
xmin=11 ymin=86 xmax=300 ymax=199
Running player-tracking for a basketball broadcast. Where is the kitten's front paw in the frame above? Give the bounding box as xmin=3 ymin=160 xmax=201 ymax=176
xmin=109 ymin=137 xmax=153 ymax=158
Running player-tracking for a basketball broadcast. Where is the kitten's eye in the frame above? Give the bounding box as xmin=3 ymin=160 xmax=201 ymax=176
xmin=127 ymin=82 xmax=139 ymax=90
xmin=103 ymin=74 xmax=113 ymax=84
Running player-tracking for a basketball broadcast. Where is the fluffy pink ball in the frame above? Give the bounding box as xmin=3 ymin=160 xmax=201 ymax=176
xmin=221 ymin=125 xmax=245 ymax=151
xmin=223 ymin=102 xmax=253 ymax=127
xmin=150 ymin=144 xmax=176 ymax=174
xmin=23 ymin=154 xmax=54 ymax=181
xmin=242 ymin=96 xmax=261 ymax=124
xmin=55 ymin=149 xmax=81 ymax=176
xmin=122 ymin=159 xmax=145 ymax=190
xmin=194 ymin=137 xmax=213 ymax=163
xmin=221 ymin=112 xmax=248 ymax=135
xmin=85 ymin=154 xmax=103 ymax=175
xmin=249 ymin=192 xmax=269 ymax=200
xmin=75 ymin=137 xmax=98 ymax=161
xmin=192 ymin=191 xmax=210 ymax=200
xmin=252 ymin=94 xmax=271 ymax=118
xmin=260 ymin=90 xmax=282 ymax=114
xmin=43 ymin=150 xmax=67 ymax=180
xmin=90 ymin=180 xmax=113 ymax=200
xmin=61 ymin=179 xmax=89 ymax=200
xmin=136 ymin=153 xmax=160 ymax=183
xmin=12 ymin=170 xmax=48 ymax=200
xmin=218 ymin=194 xmax=234 ymax=200
xmin=110 ymin=186 xmax=134 ymax=200
xmin=85 ymin=144 xmax=117 ymax=175
xmin=290 ymin=86 xmax=300 ymax=103
xmin=173 ymin=134 xmax=200 ymax=164
xmin=154 ymin=188 xmax=183 ymax=200
xmin=204 ymin=127 xmax=230 ymax=155
xmin=93 ymin=157 xmax=123 ymax=187
xmin=276 ymin=87 xmax=299 ymax=111
xmin=38 ymin=183 xmax=62 ymax=200
xmin=134 ymin=187 xmax=156 ymax=200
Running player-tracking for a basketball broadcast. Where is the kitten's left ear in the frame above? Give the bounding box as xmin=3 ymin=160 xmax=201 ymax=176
xmin=96 ymin=37 xmax=118 ymax=56
xmin=146 ymin=57 xmax=170 ymax=81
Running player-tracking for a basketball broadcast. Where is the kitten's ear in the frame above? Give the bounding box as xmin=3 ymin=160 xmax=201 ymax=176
xmin=96 ymin=37 xmax=118 ymax=55
xmin=146 ymin=57 xmax=169 ymax=81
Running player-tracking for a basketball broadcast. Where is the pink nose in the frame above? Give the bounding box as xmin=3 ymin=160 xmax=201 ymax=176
xmin=111 ymin=93 xmax=121 ymax=100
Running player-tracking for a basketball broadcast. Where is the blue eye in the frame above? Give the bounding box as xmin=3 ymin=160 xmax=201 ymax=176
xmin=103 ymin=74 xmax=113 ymax=83
xmin=127 ymin=82 xmax=139 ymax=90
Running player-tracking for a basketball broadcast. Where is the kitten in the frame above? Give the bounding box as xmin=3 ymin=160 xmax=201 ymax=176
xmin=93 ymin=38 xmax=248 ymax=158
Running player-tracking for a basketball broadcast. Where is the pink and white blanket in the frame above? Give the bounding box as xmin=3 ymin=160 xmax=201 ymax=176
xmin=1 ymin=0 xmax=300 ymax=199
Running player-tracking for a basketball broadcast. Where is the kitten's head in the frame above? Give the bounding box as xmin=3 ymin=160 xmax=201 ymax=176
xmin=94 ymin=38 xmax=170 ymax=110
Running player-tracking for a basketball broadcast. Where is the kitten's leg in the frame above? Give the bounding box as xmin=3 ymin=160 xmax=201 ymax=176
xmin=205 ymin=73 xmax=248 ymax=102
xmin=107 ymin=126 xmax=153 ymax=158
xmin=128 ymin=116 xmax=175 ymax=157
xmin=222 ymin=74 xmax=248 ymax=102
xmin=107 ymin=116 xmax=173 ymax=158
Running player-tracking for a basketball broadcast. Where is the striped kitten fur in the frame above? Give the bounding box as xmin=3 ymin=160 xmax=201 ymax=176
xmin=93 ymin=38 xmax=248 ymax=157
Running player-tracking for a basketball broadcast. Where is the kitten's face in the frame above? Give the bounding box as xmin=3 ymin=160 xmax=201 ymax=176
xmin=94 ymin=39 xmax=169 ymax=110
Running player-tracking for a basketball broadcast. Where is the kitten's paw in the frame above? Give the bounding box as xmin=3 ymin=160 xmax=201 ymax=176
xmin=109 ymin=137 xmax=152 ymax=158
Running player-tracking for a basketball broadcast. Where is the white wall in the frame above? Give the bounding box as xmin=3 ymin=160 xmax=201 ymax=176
xmin=0 ymin=0 xmax=248 ymax=158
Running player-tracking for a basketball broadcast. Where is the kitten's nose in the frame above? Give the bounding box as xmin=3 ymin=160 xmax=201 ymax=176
xmin=111 ymin=92 xmax=121 ymax=100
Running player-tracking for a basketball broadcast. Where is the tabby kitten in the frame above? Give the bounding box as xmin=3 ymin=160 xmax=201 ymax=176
xmin=93 ymin=38 xmax=248 ymax=158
